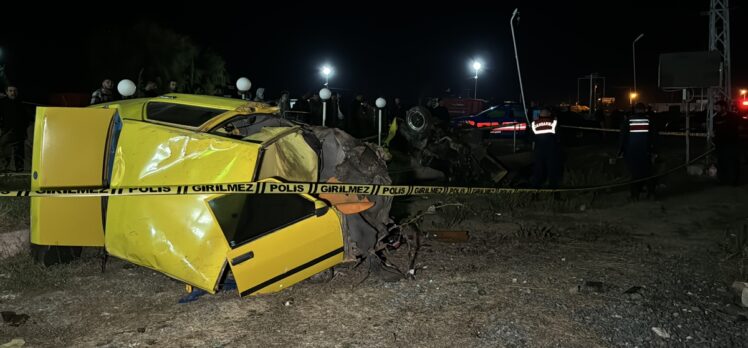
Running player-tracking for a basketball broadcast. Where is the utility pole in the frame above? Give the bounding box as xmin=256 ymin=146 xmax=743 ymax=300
xmin=707 ymin=0 xmax=731 ymax=143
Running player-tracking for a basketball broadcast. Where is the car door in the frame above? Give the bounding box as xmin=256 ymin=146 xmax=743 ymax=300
xmin=210 ymin=182 xmax=344 ymax=296
xmin=30 ymin=107 xmax=120 ymax=247
xmin=105 ymin=119 xmax=343 ymax=295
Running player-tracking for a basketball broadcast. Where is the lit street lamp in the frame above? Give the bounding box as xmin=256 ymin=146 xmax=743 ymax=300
xmin=236 ymin=77 xmax=252 ymax=100
xmin=321 ymin=65 xmax=333 ymax=86
xmin=629 ymin=92 xmax=638 ymax=106
xmin=741 ymin=89 xmax=747 ymax=101
xmin=118 ymin=79 xmax=137 ymax=98
xmin=319 ymin=87 xmax=331 ymax=126
xmin=472 ymin=61 xmax=482 ymax=99
xmin=375 ymin=98 xmax=387 ymax=145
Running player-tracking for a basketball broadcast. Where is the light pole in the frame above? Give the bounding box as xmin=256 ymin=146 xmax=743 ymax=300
xmin=472 ymin=61 xmax=482 ymax=99
xmin=236 ymin=77 xmax=251 ymax=100
xmin=375 ymin=98 xmax=387 ymax=145
xmin=321 ymin=65 xmax=333 ymax=86
xmin=510 ymin=8 xmax=529 ymax=124
xmin=320 ymin=88 xmax=331 ymax=126
xmin=632 ymin=33 xmax=644 ymax=97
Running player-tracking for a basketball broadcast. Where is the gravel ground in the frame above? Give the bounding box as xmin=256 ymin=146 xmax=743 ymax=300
xmin=1 ymin=178 xmax=746 ymax=347
xmin=1 ymin=137 xmax=747 ymax=347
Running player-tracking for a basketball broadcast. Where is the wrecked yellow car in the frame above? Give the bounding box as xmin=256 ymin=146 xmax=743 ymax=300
xmin=30 ymin=94 xmax=392 ymax=296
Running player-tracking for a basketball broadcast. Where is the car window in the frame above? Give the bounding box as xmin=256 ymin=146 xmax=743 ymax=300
xmin=511 ymin=105 xmax=526 ymax=119
xmin=146 ymin=102 xmax=225 ymax=127
xmin=209 ymin=194 xmax=316 ymax=248
xmin=486 ymin=109 xmax=507 ymax=119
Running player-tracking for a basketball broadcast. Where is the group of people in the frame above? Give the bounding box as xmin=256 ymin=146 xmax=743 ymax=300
xmin=529 ymin=101 xmax=744 ymax=200
xmin=90 ymin=79 xmax=180 ymax=104
xmin=281 ymin=91 xmax=408 ymax=138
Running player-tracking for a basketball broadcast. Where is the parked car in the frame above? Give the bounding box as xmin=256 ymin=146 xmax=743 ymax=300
xmin=450 ymin=103 xmax=529 ymax=138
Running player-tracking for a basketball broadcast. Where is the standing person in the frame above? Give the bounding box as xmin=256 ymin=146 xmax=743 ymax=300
xmin=144 ymin=81 xmax=160 ymax=97
xmin=348 ymin=94 xmax=365 ymax=137
xmin=277 ymin=90 xmax=291 ymax=118
xmin=430 ymin=98 xmax=451 ymax=130
xmin=388 ymin=97 xmax=406 ymax=125
xmin=530 ymin=107 xmax=562 ymax=191
xmin=0 ymin=86 xmax=31 ymax=171
xmin=309 ymin=93 xmax=323 ymax=126
xmin=90 ymin=79 xmax=115 ymax=104
xmin=713 ymin=100 xmax=741 ymax=186
xmin=619 ymin=103 xmax=657 ymax=200
xmin=254 ymin=88 xmax=266 ymax=102
xmin=168 ymin=80 xmax=179 ymax=93
xmin=327 ymin=93 xmax=341 ymax=128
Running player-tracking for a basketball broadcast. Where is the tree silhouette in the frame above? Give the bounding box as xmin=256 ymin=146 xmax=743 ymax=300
xmin=87 ymin=21 xmax=228 ymax=96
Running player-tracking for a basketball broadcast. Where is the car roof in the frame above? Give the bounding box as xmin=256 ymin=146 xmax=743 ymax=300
xmin=91 ymin=93 xmax=279 ymax=128
xmin=95 ymin=93 xmax=267 ymax=111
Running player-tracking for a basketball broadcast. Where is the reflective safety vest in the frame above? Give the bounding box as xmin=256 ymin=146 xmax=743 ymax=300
xmin=531 ymin=118 xmax=557 ymax=135
xmin=628 ymin=118 xmax=649 ymax=133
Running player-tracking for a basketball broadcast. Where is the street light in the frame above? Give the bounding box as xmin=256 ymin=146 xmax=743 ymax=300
xmin=510 ymin=8 xmax=530 ymax=125
xmin=375 ymin=98 xmax=387 ymax=145
xmin=319 ymin=87 xmax=331 ymax=126
xmin=117 ymin=79 xmax=137 ymax=98
xmin=629 ymin=92 xmax=638 ymax=105
xmin=471 ymin=60 xmax=482 ymax=99
xmin=321 ymin=65 xmax=333 ymax=86
xmin=632 ymin=33 xmax=644 ymax=95
xmin=740 ymin=89 xmax=747 ymax=101
xmin=236 ymin=77 xmax=252 ymax=100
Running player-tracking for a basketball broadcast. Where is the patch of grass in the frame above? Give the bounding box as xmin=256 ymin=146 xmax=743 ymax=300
xmin=0 ymin=253 xmax=101 ymax=293
xmin=0 ymin=176 xmax=30 ymax=233
xmin=0 ymin=197 xmax=29 ymax=233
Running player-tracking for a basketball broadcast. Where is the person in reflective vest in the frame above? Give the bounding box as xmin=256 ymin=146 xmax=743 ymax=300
xmin=531 ymin=107 xmax=562 ymax=190
xmin=619 ymin=103 xmax=657 ymax=200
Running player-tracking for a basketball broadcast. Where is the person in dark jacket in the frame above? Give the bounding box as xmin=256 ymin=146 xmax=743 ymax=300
xmin=530 ymin=107 xmax=562 ymax=190
xmin=430 ymin=98 xmax=451 ymax=130
xmin=0 ymin=86 xmax=32 ymax=171
xmin=619 ymin=103 xmax=657 ymax=200
xmin=348 ymin=94 xmax=365 ymax=137
xmin=90 ymin=79 xmax=115 ymax=104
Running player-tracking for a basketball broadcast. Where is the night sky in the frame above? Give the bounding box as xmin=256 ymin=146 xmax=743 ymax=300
xmin=1 ymin=1 xmax=745 ymax=106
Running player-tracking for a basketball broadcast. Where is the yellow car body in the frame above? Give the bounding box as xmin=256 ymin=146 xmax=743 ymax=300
xmin=30 ymin=94 xmax=345 ymax=296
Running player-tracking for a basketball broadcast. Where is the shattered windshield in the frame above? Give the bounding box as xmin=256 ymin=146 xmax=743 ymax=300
xmin=210 ymin=114 xmax=295 ymax=139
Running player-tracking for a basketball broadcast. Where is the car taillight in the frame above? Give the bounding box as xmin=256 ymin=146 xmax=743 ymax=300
xmin=490 ymin=122 xmax=527 ymax=133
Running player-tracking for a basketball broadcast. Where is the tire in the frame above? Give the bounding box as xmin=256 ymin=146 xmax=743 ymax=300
xmin=404 ymin=106 xmax=432 ymax=136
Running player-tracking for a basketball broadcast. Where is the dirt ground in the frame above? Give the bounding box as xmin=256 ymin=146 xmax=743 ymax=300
xmin=1 ymin=141 xmax=748 ymax=347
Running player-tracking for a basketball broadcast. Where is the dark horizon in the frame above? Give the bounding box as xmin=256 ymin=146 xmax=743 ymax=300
xmin=1 ymin=2 xmax=745 ymax=107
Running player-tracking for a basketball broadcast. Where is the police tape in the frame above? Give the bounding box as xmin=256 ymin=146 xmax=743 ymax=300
xmin=1 ymin=182 xmax=533 ymax=198
xmin=0 ymin=145 xmax=715 ymax=199
xmin=559 ymin=125 xmax=707 ymax=138
xmin=0 ymin=149 xmax=714 ymax=198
